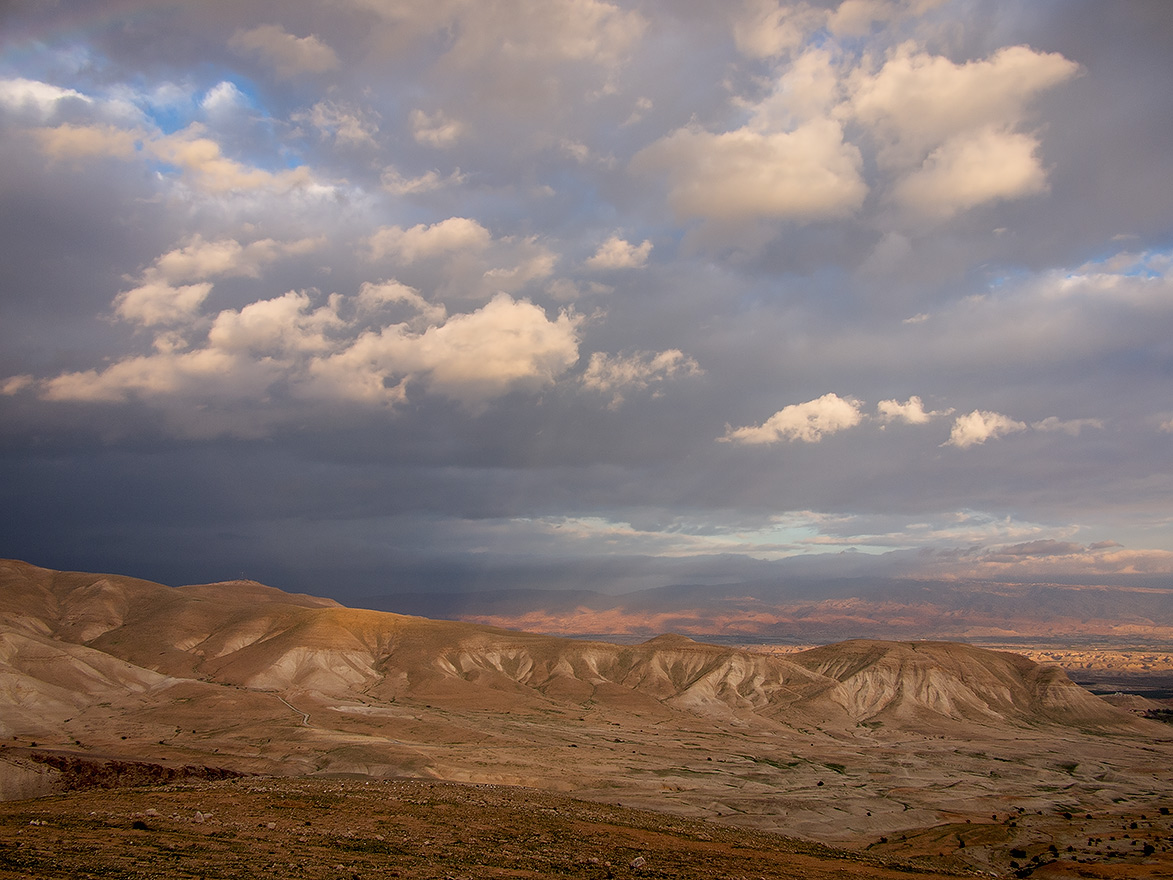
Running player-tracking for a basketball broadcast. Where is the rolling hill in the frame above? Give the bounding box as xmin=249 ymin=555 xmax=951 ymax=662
xmin=2 ymin=558 xmax=1171 ymax=875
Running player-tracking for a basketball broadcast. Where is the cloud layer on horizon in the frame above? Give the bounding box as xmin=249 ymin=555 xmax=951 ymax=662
xmin=1 ymin=0 xmax=1172 ymax=597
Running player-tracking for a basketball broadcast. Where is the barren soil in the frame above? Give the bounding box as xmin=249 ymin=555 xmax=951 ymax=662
xmin=0 ymin=775 xmax=986 ymax=880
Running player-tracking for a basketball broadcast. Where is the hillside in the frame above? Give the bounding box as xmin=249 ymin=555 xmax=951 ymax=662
xmin=2 ymin=559 xmax=1172 ymax=875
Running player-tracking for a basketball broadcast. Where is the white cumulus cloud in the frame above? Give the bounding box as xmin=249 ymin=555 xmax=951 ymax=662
xmin=892 ymin=126 xmax=1050 ymax=217
xmin=850 ymin=43 xmax=1079 ymax=169
xmin=585 ymin=235 xmax=652 ymax=269
xmin=876 ymin=395 xmax=951 ymax=424
xmin=633 ymin=119 xmax=866 ymax=226
xmin=943 ymin=410 xmax=1027 ymax=448
xmin=722 ymin=393 xmax=863 ymax=444
xmin=366 ymin=217 xmax=492 ymax=263
xmin=581 ymin=349 xmax=701 ymax=408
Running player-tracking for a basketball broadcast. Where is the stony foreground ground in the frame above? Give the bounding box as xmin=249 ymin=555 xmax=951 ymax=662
xmin=0 ymin=776 xmax=976 ymax=880
xmin=3 ymin=775 xmax=1173 ymax=880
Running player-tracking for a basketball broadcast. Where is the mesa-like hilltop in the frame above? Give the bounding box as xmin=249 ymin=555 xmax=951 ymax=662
xmin=2 ymin=559 xmax=1171 ymax=875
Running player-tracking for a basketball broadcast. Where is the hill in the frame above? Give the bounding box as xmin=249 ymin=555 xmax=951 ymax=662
xmin=2 ymin=559 xmax=1172 ymax=876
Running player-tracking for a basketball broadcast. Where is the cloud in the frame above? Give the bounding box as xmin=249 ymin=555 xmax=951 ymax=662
xmin=366 ymin=217 xmax=492 ymax=263
xmin=0 ymin=375 xmax=35 ymax=396
xmin=989 ymin=539 xmax=1085 ymax=558
xmin=730 ymin=0 xmax=824 ymax=59
xmin=1032 ymin=416 xmax=1104 ymax=435
xmin=32 ymin=123 xmax=142 ymax=161
xmin=545 ymin=278 xmax=613 ymax=301
xmin=722 ymin=393 xmax=863 ymax=444
xmin=0 ymin=77 xmax=91 ymax=119
xmin=110 ymin=235 xmax=323 ymax=327
xmin=966 ymin=541 xmax=1173 ymax=578
xmin=206 ymin=291 xmax=343 ymax=355
xmin=41 ymin=347 xmax=256 ymax=405
xmin=482 ymin=242 xmax=559 ymax=289
xmin=848 ymin=43 xmax=1079 ymax=219
xmin=850 ymin=43 xmax=1080 ymax=168
xmin=943 ymin=410 xmax=1027 ymax=448
xmin=385 ymin=293 xmax=581 ymax=403
xmin=581 ymin=349 xmax=702 ymax=409
xmin=410 ymin=109 xmax=464 ymax=148
xmin=150 ymin=235 xmax=321 ymax=284
xmin=201 ymin=81 xmax=249 ymax=115
xmin=633 ymin=119 xmax=866 ymax=226
xmin=891 ymin=126 xmax=1049 ymax=217
xmin=228 ymin=24 xmax=339 ymax=78
xmin=437 ymin=0 xmax=645 ymax=69
xmin=3 ymin=1 xmax=1172 ymax=597
xmin=147 ymin=125 xmax=315 ymax=193
xmin=113 ymin=280 xmax=214 ymax=327
xmin=32 ymin=281 xmax=581 ymax=420
xmin=379 ymin=167 xmax=465 ymax=195
xmin=295 ymin=101 xmax=380 ymax=146
xmin=356 ymin=280 xmax=447 ymax=328
xmin=875 ymin=395 xmax=951 ymax=425
xmin=827 ymin=0 xmax=947 ymax=38
xmin=585 ymin=235 xmax=652 ymax=269
xmin=354 ymin=0 xmax=646 ymax=116
xmin=306 ymin=293 xmax=581 ymax=408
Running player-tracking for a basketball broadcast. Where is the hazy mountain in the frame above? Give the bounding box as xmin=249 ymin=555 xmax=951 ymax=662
xmin=359 ymin=576 xmax=1173 ymax=641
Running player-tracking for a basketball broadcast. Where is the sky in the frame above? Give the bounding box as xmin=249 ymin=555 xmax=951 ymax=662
xmin=1 ymin=0 xmax=1171 ymax=602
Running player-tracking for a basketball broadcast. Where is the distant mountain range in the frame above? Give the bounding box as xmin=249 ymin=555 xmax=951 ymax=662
xmin=356 ymin=576 xmax=1173 ymax=641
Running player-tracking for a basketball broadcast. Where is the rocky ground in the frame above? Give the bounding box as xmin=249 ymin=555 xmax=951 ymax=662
xmin=2 ymin=762 xmax=1172 ymax=879
xmin=0 ymin=775 xmax=973 ymax=880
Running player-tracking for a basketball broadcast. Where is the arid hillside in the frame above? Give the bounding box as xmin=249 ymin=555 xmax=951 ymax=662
xmin=2 ymin=559 xmax=1172 ymax=877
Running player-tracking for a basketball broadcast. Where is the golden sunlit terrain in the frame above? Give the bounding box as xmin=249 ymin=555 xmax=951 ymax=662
xmin=2 ymin=559 xmax=1172 ymax=878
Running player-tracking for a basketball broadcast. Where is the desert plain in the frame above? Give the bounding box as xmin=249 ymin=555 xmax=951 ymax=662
xmin=2 ymin=558 xmax=1172 ymax=878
